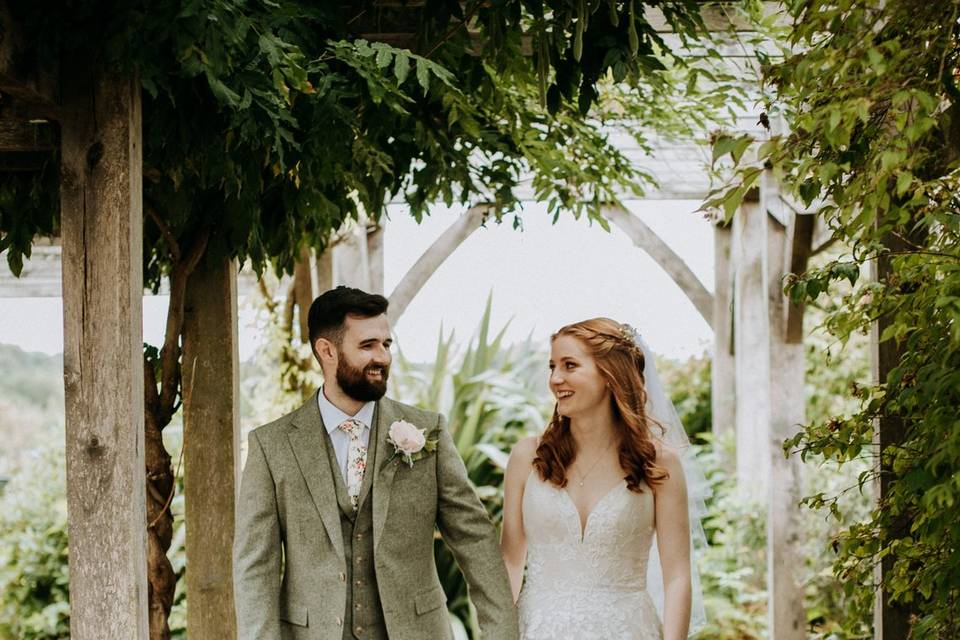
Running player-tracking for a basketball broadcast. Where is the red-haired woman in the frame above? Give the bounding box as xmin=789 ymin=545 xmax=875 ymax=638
xmin=500 ymin=318 xmax=706 ymax=640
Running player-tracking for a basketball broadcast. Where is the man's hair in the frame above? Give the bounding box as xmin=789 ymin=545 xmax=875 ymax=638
xmin=307 ymin=286 xmax=389 ymax=352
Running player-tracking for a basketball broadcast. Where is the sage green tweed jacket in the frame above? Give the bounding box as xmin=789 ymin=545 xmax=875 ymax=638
xmin=233 ymin=393 xmax=519 ymax=640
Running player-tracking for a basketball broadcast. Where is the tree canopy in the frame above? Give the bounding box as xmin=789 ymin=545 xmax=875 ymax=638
xmin=0 ymin=0 xmax=735 ymax=284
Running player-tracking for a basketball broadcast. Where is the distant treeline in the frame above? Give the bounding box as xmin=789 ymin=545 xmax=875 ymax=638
xmin=0 ymin=344 xmax=64 ymax=476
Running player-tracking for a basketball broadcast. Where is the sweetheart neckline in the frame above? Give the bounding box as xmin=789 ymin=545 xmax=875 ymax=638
xmin=523 ymin=471 xmax=628 ymax=543
xmin=561 ymin=480 xmax=627 ymax=542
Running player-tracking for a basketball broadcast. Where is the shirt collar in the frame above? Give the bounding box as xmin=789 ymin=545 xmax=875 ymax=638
xmin=317 ymin=387 xmax=375 ymax=435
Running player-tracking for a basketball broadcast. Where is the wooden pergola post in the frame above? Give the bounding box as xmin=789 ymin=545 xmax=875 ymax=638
xmin=367 ymin=224 xmax=385 ymax=295
xmin=871 ymin=232 xmax=913 ymax=640
xmin=712 ymin=222 xmax=736 ymax=442
xmin=182 ymin=257 xmax=241 ymax=639
xmin=332 ymin=218 xmax=372 ymax=291
xmin=762 ymin=172 xmax=807 ymax=639
xmin=733 ymin=192 xmax=772 ymax=500
xmin=60 ymin=63 xmax=149 ymax=638
xmin=316 ymin=247 xmax=334 ymax=294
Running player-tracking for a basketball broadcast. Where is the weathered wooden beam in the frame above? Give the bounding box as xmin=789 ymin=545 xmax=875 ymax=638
xmin=711 ymin=222 xmax=735 ymax=440
xmin=367 ymin=223 xmax=385 ymax=295
xmin=292 ymin=246 xmax=313 ymax=343
xmin=871 ymin=229 xmax=915 ymax=640
xmin=387 ymin=204 xmax=487 ymax=324
xmin=811 ymin=214 xmax=836 ymax=256
xmin=332 ymin=217 xmax=372 ymax=291
xmin=604 ymin=204 xmax=714 ymax=328
xmin=0 ymin=4 xmax=59 ymax=119
xmin=59 ymin=59 xmax=149 ymax=639
xmin=182 ymin=257 xmax=241 ymax=640
xmin=762 ymin=171 xmax=806 ymax=640
xmin=0 ymin=78 xmax=59 ymax=119
xmin=316 ymin=245 xmax=334 ymax=294
xmin=733 ymin=198 xmax=770 ymax=501
xmin=0 ymin=117 xmax=55 ymax=152
xmin=784 ymin=213 xmax=815 ymax=343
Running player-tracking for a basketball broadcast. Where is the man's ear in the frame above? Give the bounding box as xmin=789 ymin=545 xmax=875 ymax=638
xmin=314 ymin=337 xmax=337 ymax=365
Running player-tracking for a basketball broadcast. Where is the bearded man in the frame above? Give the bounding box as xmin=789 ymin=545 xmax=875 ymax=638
xmin=233 ymin=286 xmax=518 ymax=640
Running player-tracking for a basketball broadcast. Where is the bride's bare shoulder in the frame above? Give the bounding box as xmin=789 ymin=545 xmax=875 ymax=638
xmin=653 ymin=440 xmax=681 ymax=467
xmin=510 ymin=435 xmax=540 ymax=465
xmin=504 ymin=435 xmax=540 ymax=486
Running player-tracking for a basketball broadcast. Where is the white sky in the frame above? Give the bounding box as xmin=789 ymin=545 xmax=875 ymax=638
xmin=0 ymin=199 xmax=714 ymax=363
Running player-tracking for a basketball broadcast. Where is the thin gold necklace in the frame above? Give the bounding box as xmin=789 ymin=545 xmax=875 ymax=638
xmin=573 ymin=440 xmax=615 ymax=487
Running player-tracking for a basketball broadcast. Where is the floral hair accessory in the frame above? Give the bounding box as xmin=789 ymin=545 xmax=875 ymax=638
xmin=620 ymin=323 xmax=641 ymax=347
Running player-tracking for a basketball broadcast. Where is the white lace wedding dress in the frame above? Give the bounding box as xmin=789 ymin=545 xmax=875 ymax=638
xmin=517 ymin=470 xmax=662 ymax=640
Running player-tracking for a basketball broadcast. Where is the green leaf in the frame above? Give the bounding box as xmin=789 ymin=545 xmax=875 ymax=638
xmin=375 ymin=46 xmax=393 ymax=69
xmin=416 ymin=61 xmax=430 ymax=95
xmin=394 ymin=54 xmax=410 ymax=85
xmin=711 ymin=134 xmax=737 ymax=167
xmin=206 ymin=75 xmax=240 ymax=106
xmin=730 ymin=136 xmax=753 ymax=165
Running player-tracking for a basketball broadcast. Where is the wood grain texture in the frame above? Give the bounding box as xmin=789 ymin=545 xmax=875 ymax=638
xmin=870 ymin=229 xmax=914 ymax=640
xmin=763 ymin=174 xmax=807 ymax=638
xmin=59 ymin=62 xmax=149 ymax=639
xmin=182 ymin=257 xmax=241 ymax=640
xmin=732 ymin=199 xmax=771 ymax=501
xmin=784 ymin=213 xmax=815 ymax=344
xmin=711 ymin=223 xmax=735 ymax=441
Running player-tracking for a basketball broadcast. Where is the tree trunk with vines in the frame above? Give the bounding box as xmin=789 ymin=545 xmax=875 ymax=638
xmin=141 ymin=222 xmax=210 ymax=640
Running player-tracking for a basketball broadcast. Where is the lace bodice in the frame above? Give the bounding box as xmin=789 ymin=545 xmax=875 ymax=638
xmin=517 ymin=470 xmax=662 ymax=640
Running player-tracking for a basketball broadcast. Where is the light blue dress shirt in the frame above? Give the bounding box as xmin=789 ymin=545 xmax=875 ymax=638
xmin=317 ymin=387 xmax=375 ymax=481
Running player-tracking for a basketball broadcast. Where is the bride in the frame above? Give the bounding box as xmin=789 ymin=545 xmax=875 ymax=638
xmin=500 ymin=318 xmax=706 ymax=640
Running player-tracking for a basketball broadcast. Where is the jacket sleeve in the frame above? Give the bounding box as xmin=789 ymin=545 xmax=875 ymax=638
xmin=233 ymin=430 xmax=282 ymax=640
xmin=434 ymin=414 xmax=520 ymax=640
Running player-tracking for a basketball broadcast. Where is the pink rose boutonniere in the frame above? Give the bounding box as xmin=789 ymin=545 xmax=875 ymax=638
xmin=385 ymin=419 xmax=439 ymax=468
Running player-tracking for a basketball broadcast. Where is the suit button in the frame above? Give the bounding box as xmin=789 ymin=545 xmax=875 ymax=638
xmin=355 ymin=626 xmax=363 ymax=634
xmin=356 ymin=533 xmax=363 ymax=540
xmin=355 ymin=579 xmax=363 ymax=586
xmin=339 ymin=572 xmax=346 ymax=582
xmin=355 ymin=603 xmax=362 ymax=611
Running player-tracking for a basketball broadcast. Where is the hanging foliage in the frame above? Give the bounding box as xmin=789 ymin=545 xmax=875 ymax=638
xmin=708 ymin=2 xmax=960 ymax=637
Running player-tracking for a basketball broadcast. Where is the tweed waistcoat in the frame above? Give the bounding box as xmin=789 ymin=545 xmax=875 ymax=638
xmin=322 ymin=419 xmax=386 ymax=640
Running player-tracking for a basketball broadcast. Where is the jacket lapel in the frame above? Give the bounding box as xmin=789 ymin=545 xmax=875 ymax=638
xmin=288 ymin=392 xmax=345 ymax=559
xmin=371 ymin=397 xmax=399 ymax=551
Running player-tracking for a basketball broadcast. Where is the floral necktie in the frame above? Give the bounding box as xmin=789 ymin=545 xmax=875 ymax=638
xmin=337 ymin=418 xmax=368 ymax=510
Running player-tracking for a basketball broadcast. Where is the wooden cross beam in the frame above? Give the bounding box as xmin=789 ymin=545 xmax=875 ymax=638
xmin=0 ymin=116 xmax=56 ymax=169
xmin=0 ymin=4 xmax=59 ymax=121
xmin=603 ymin=204 xmax=714 ymax=328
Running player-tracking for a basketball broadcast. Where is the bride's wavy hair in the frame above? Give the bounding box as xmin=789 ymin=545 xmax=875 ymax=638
xmin=533 ymin=317 xmax=668 ymax=493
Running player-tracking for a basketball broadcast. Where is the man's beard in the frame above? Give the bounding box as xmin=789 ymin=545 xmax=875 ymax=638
xmin=336 ymin=356 xmax=389 ymax=402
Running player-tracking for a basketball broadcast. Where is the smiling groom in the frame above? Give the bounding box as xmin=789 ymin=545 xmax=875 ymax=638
xmin=233 ymin=286 xmax=518 ymax=640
